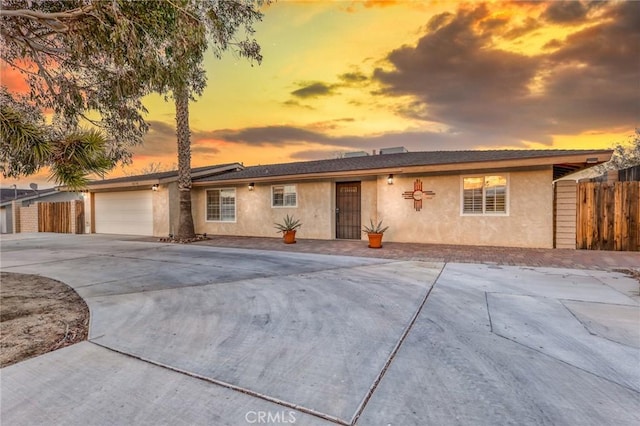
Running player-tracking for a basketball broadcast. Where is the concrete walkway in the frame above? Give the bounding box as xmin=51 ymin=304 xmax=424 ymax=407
xmin=1 ymin=233 xmax=638 ymax=425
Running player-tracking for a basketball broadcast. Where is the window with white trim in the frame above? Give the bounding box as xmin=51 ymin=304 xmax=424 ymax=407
xmin=462 ymin=175 xmax=507 ymax=214
xmin=206 ymin=188 xmax=236 ymax=221
xmin=272 ymin=185 xmax=297 ymax=207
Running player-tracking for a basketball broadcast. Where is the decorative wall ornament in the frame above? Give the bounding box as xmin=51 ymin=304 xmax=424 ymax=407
xmin=402 ymin=179 xmax=435 ymax=212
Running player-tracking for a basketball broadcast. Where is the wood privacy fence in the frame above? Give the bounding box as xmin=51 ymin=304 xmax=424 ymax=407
xmin=576 ymin=181 xmax=639 ymax=251
xmin=619 ymin=165 xmax=640 ymax=182
xmin=38 ymin=201 xmax=84 ymax=234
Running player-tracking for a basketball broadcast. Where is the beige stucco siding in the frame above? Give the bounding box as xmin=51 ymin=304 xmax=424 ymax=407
xmin=359 ymin=179 xmax=378 ymax=240
xmin=153 ymin=184 xmax=171 ymax=237
xmin=379 ymin=169 xmax=554 ymax=248
xmin=194 ymin=181 xmax=335 ymax=239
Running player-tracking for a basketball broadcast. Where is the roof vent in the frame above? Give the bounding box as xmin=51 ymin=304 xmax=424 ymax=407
xmin=344 ymin=151 xmax=369 ymax=158
xmin=379 ymin=146 xmax=408 ymax=155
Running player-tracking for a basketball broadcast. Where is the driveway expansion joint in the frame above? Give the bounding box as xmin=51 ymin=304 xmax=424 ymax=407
xmin=88 ymin=340 xmax=351 ymax=425
xmin=350 ymin=264 xmax=444 ymax=425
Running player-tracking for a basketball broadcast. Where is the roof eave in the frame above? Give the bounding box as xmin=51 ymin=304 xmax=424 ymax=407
xmin=157 ymin=163 xmax=243 ymax=185
xmin=70 ymin=163 xmax=244 ymax=192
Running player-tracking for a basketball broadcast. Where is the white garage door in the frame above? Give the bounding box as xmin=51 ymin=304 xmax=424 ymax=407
xmin=94 ymin=191 xmax=153 ymax=236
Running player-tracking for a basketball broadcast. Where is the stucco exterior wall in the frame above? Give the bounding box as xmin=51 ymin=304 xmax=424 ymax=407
xmin=194 ymin=181 xmax=334 ymax=239
xmin=153 ymin=184 xmax=171 ymax=237
xmin=168 ymin=182 xmax=180 ymax=237
xmin=1 ymin=204 xmax=14 ymax=233
xmin=192 ymin=168 xmax=554 ymax=248
xmin=359 ymin=179 xmax=378 ymax=241
xmin=83 ymin=194 xmax=91 ymax=234
xmin=379 ymin=169 xmax=554 ymax=248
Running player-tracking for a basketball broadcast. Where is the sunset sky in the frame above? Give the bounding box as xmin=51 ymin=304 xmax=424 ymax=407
xmin=2 ymin=0 xmax=639 ymax=188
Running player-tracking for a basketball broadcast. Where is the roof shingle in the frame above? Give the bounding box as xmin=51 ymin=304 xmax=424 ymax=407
xmin=193 ymin=149 xmax=611 ymax=183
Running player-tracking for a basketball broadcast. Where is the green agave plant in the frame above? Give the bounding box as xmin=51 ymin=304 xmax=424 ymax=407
xmin=274 ymin=214 xmax=302 ymax=233
xmin=362 ymin=219 xmax=389 ymax=234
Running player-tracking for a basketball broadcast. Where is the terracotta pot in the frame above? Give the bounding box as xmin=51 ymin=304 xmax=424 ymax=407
xmin=367 ymin=232 xmax=383 ymax=248
xmin=283 ymin=230 xmax=297 ymax=244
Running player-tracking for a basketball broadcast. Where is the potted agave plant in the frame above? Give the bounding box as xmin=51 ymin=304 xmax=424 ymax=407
xmin=274 ymin=214 xmax=302 ymax=244
xmin=362 ymin=219 xmax=389 ymax=249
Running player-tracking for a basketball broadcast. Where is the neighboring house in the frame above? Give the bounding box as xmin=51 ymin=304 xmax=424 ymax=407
xmin=190 ymin=149 xmax=611 ymax=249
xmin=0 ymin=188 xmax=82 ymax=233
xmin=80 ymin=163 xmax=242 ymax=236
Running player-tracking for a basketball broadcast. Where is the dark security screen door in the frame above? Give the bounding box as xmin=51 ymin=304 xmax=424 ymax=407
xmin=336 ymin=182 xmax=361 ymax=239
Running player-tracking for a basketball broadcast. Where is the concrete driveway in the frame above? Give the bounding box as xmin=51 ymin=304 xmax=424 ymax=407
xmin=1 ymin=233 xmax=638 ymax=425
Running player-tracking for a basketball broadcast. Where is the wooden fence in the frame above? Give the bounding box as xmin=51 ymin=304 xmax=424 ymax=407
xmin=576 ymin=181 xmax=639 ymax=251
xmin=38 ymin=201 xmax=84 ymax=234
xmin=619 ymin=165 xmax=640 ymax=182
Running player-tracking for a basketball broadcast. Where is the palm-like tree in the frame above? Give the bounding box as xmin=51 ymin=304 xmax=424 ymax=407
xmin=1 ymin=97 xmax=112 ymax=190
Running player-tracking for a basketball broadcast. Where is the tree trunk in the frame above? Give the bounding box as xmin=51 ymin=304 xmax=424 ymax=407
xmin=174 ymin=84 xmax=196 ymax=239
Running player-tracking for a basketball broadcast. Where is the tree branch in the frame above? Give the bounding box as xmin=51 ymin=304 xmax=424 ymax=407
xmin=0 ymin=6 xmax=95 ymax=21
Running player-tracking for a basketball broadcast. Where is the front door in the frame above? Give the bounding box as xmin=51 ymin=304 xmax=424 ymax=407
xmin=336 ymin=182 xmax=361 ymax=239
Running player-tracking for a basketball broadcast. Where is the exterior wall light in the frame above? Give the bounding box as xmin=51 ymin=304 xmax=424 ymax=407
xmin=387 ymin=174 xmax=394 ymax=185
xmin=248 ymin=182 xmax=255 ymax=191
xmin=151 ymin=184 xmax=159 ymax=191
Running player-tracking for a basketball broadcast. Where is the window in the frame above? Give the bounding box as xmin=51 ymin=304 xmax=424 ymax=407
xmin=462 ymin=175 xmax=507 ymax=215
xmin=272 ymin=185 xmax=297 ymax=207
xmin=206 ymin=189 xmax=236 ymax=221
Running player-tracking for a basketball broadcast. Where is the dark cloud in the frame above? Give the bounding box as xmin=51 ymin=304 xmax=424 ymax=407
xmin=543 ymin=38 xmax=563 ymax=50
xmin=288 ymin=70 xmax=370 ymax=105
xmin=191 ymin=143 xmax=220 ymax=155
xmin=283 ymin=99 xmax=314 ymax=109
xmin=540 ymin=0 xmax=640 ymax=132
xmin=209 ymin=126 xmax=332 ymax=146
xmin=135 ymin=121 xmax=221 ymax=159
xmin=307 ymin=118 xmax=356 ymax=132
xmin=542 ymin=1 xmax=589 ymax=23
xmin=338 ymin=72 xmax=369 ymax=84
xmin=371 ymin=2 xmax=639 ymax=145
xmin=291 ymin=82 xmax=337 ymax=98
xmin=480 ymin=17 xmax=508 ymax=32
xmin=135 ymin=121 xmax=177 ymax=156
xmin=374 ymin=6 xmax=540 ymax=141
xmin=503 ymin=17 xmax=541 ymax=40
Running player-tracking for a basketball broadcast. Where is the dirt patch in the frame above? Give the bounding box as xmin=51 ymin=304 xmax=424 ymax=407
xmin=0 ymin=272 xmax=89 ymax=368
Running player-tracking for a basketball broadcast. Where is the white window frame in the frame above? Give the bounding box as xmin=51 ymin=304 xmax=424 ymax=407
xmin=206 ymin=188 xmax=236 ymax=222
xmin=460 ymin=174 xmax=509 ymax=216
xmin=271 ymin=184 xmax=298 ymax=208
